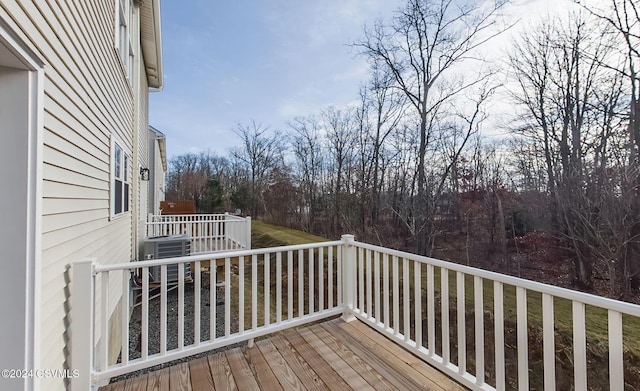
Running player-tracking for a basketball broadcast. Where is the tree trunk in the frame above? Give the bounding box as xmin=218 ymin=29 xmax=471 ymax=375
xmin=628 ymin=92 xmax=640 ymax=292
xmin=415 ymin=112 xmax=428 ymax=255
xmin=496 ymin=190 xmax=508 ymax=272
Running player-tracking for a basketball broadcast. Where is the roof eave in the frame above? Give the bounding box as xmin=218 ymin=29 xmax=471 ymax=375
xmin=140 ymin=0 xmax=163 ymax=89
xmin=149 ymin=126 xmax=167 ymax=171
xmin=158 ymin=135 xmax=167 ymax=171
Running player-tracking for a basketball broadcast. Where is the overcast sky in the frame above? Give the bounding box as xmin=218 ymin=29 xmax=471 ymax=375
xmin=150 ymin=0 xmax=576 ymax=159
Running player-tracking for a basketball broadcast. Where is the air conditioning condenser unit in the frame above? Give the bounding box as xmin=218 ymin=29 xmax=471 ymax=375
xmin=143 ymin=234 xmax=191 ymax=284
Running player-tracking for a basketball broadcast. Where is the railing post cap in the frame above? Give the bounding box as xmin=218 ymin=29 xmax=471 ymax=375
xmin=341 ymin=234 xmax=355 ymax=242
xmin=73 ymin=258 xmax=97 ymax=277
xmin=74 ymin=258 xmax=96 ymax=266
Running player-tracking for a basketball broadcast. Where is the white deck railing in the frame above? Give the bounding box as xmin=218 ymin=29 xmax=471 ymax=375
xmin=146 ymin=213 xmax=251 ymax=253
xmin=347 ymin=240 xmax=640 ymax=391
xmin=71 ymin=239 xmax=343 ymax=390
xmin=72 ymin=235 xmax=640 ymax=390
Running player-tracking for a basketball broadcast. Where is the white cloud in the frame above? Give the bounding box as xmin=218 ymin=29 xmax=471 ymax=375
xmin=152 ymin=0 xmax=588 ymax=159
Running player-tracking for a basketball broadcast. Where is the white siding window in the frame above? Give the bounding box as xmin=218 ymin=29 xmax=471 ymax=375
xmin=116 ymin=0 xmax=135 ymax=83
xmin=112 ymin=140 xmax=130 ymax=217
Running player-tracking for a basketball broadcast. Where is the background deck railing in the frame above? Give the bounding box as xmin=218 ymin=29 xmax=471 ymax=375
xmin=145 ymin=213 xmax=251 ymax=253
xmin=72 ymin=235 xmax=640 ymax=390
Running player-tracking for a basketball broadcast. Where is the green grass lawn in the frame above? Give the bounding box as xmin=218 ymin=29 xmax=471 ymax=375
xmin=251 ymin=220 xmax=330 ymax=248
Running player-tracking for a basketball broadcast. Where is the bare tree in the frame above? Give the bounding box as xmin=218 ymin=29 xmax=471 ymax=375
xmin=363 ymin=60 xmax=406 ymax=225
xmin=231 ymin=121 xmax=284 ymax=217
xmin=288 ymin=115 xmax=324 ymax=231
xmin=576 ymin=0 xmax=640 ymax=295
xmin=323 ymin=106 xmax=356 ymax=235
xmin=387 ymin=121 xmax=419 ymax=236
xmin=355 ymin=0 xmax=509 ymax=255
xmin=164 ymin=151 xmax=231 ymax=212
xmin=166 ymin=153 xmax=206 ymax=204
xmin=506 ymin=137 xmax=547 ymax=193
xmin=507 ymin=11 xmax=636 ymax=292
xmin=353 ymin=89 xmax=374 ymax=235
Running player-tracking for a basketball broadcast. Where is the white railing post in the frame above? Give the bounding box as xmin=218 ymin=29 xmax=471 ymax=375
xmin=147 ymin=213 xmax=154 ymax=237
xmin=245 ymin=216 xmax=252 ymax=250
xmin=224 ymin=213 xmax=230 ymax=245
xmin=71 ymin=259 xmax=96 ymax=391
xmin=340 ymin=234 xmax=356 ymax=322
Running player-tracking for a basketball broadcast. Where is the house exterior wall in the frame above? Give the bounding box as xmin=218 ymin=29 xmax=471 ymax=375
xmin=153 ymin=139 xmax=167 ymax=212
xmin=0 ymin=1 xmax=159 ymax=389
xmin=135 ymin=62 xmax=150 ymax=259
xmin=0 ymin=61 xmax=38 ymax=390
xmin=148 ymin=127 xmax=167 ymax=216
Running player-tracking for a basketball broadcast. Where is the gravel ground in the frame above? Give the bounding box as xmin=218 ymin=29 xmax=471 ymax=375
xmin=111 ymin=272 xmax=242 ymax=382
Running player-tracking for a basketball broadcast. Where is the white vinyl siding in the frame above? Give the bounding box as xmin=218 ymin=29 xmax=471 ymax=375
xmin=0 ymin=0 xmax=150 ymax=389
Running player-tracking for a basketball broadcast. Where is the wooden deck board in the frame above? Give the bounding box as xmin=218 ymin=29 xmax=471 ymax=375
xmin=309 ymin=323 xmax=396 ymax=391
xmin=101 ymin=383 xmax=124 ymax=391
xmin=123 ymin=372 xmax=148 ymax=391
xmin=101 ymin=318 xmax=467 ymax=391
xmin=188 ymin=357 xmax=214 ymax=390
xmin=169 ymin=362 xmax=191 ymax=391
xmin=270 ymin=334 xmax=327 ymax=390
xmin=208 ymin=350 xmax=237 ymax=390
xmin=322 ymin=321 xmax=430 ymax=391
xmin=256 ymin=338 xmax=308 ymax=390
xmin=244 ymin=344 xmax=285 ymax=390
xmin=283 ymin=329 xmax=352 ymax=390
xmin=344 ymin=321 xmax=447 ymax=390
xmin=145 ymin=367 xmax=170 ymax=391
xmin=343 ymin=320 xmax=467 ymax=391
xmin=226 ymin=348 xmax=261 ymax=390
xmin=298 ymin=326 xmax=373 ymax=390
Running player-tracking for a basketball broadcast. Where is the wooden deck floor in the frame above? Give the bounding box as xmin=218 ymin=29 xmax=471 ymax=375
xmin=101 ymin=318 xmax=466 ymax=391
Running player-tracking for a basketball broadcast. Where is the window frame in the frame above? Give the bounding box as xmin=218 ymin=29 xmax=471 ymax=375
xmin=115 ymin=0 xmax=136 ymax=85
xmin=111 ymin=135 xmax=131 ymax=219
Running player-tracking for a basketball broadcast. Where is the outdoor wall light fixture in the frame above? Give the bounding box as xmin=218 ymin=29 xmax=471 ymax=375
xmin=140 ymin=167 xmax=150 ymax=181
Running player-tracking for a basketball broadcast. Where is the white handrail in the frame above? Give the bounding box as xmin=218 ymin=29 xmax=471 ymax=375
xmin=96 ymin=240 xmax=341 ymax=272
